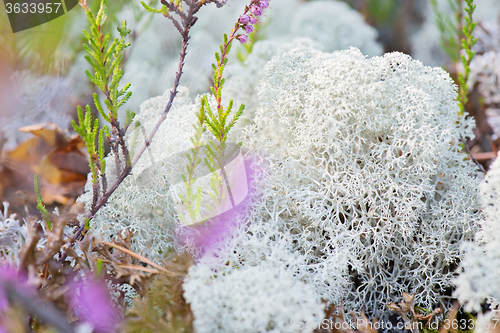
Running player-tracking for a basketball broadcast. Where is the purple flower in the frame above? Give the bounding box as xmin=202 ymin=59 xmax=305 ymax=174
xmin=249 ymin=5 xmax=262 ymax=16
xmin=249 ymin=15 xmax=258 ymax=24
xmin=243 ymin=24 xmax=254 ymax=33
xmin=237 ymin=34 xmax=249 ymax=44
xmin=68 ymin=278 xmax=120 ymax=331
xmin=259 ymin=0 xmax=269 ymax=8
xmin=0 ymin=264 xmax=32 ymax=310
xmin=239 ymin=14 xmax=250 ymax=24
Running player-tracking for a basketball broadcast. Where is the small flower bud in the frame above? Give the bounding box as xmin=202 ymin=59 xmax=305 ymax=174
xmin=250 ymin=5 xmax=262 ymax=16
xmin=249 ymin=16 xmax=258 ymax=24
xmin=244 ymin=24 xmax=254 ymax=33
xmin=259 ymin=0 xmax=269 ymax=8
xmin=239 ymin=14 xmax=250 ymax=24
xmin=237 ymin=34 xmax=249 ymax=44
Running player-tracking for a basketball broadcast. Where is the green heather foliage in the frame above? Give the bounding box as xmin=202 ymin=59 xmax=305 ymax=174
xmin=457 ymin=0 xmax=478 ymax=116
xmin=34 ymin=174 xmax=52 ymax=230
xmin=70 ymin=0 xmax=136 ymax=217
xmin=81 ymin=3 xmax=133 ymax=122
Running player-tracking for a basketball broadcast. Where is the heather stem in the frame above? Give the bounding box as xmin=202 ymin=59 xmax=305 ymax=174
xmin=213 ymin=4 xmax=254 ymax=120
xmin=61 ymin=0 xmax=211 ymax=259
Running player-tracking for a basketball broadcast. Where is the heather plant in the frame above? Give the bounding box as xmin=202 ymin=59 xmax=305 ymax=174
xmin=78 ymin=0 xmax=272 ymax=255
xmin=428 ymin=0 xmax=477 ymax=115
xmin=186 ymin=1 xmax=272 ymax=222
xmin=72 ymin=0 xmax=246 ymax=258
xmin=412 ymin=0 xmax=498 ymax=67
xmin=457 ymin=0 xmax=478 ymax=116
xmin=68 ymin=0 xmax=135 ymax=248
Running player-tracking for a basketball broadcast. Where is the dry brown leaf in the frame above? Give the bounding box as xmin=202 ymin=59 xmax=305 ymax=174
xmin=18 ymin=122 xmax=67 ymax=147
xmin=1 ymin=122 xmax=89 ymax=208
xmin=7 ymin=137 xmax=52 ymax=165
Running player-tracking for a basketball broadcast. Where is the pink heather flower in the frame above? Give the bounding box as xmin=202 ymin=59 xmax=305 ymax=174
xmin=249 ymin=15 xmax=258 ymax=24
xmin=237 ymin=34 xmax=249 ymax=44
xmin=0 ymin=264 xmax=32 ymax=310
xmin=249 ymin=5 xmax=262 ymax=16
xmin=68 ymin=278 xmax=120 ymax=331
xmin=259 ymin=0 xmax=269 ymax=8
xmin=243 ymin=24 xmax=254 ymax=34
xmin=239 ymin=14 xmax=250 ymax=24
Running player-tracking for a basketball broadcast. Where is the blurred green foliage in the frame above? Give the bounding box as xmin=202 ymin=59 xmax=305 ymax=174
xmin=0 ymin=0 xmax=153 ymax=75
xmin=0 ymin=1 xmax=77 ymax=74
xmin=366 ymin=0 xmax=399 ymax=23
xmin=431 ymin=0 xmax=462 ymax=63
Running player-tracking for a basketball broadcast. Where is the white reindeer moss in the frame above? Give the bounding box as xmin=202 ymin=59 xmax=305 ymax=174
xmin=455 ymin=157 xmax=500 ymax=312
xmin=0 ymin=203 xmax=27 ymax=265
xmin=224 ymin=38 xmax=323 ymax=132
xmin=243 ymin=47 xmax=482 ymax=313
xmin=183 ymin=263 xmax=325 ymax=333
xmin=81 ymin=46 xmax=482 ymax=323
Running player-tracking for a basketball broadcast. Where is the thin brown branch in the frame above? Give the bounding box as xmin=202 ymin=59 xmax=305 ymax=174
xmin=99 ymin=241 xmax=179 ymax=276
xmin=101 ymin=173 xmax=108 ymax=194
xmin=462 ymin=136 xmax=486 ymax=173
xmin=167 ymin=15 xmax=184 ymax=35
xmin=101 ymin=260 xmax=161 ymax=274
xmin=91 ymin=181 xmax=99 ymax=213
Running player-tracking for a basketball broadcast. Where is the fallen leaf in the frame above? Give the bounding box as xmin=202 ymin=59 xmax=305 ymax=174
xmin=1 ymin=122 xmax=89 ymax=209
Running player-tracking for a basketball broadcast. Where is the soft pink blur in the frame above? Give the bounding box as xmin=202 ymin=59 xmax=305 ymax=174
xmin=68 ymin=277 xmax=120 ymax=332
xmin=176 ymin=155 xmax=265 ymax=254
xmin=0 ymin=264 xmax=31 ymax=310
